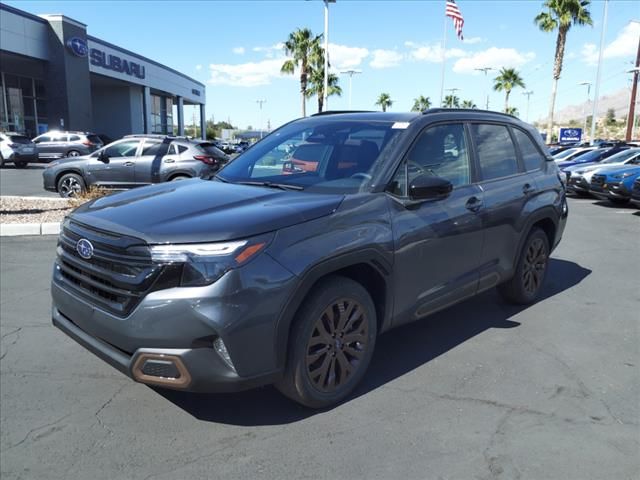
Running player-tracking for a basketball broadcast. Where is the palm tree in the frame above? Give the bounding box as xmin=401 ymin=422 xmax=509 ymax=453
xmin=505 ymin=106 xmax=520 ymax=117
xmin=306 ymin=43 xmax=342 ymax=113
xmin=493 ymin=67 xmax=526 ymax=112
xmin=535 ymin=0 xmax=592 ymax=143
xmin=461 ymin=100 xmax=477 ymax=109
xmin=443 ymin=95 xmax=460 ymax=108
xmin=411 ymin=95 xmax=432 ymax=112
xmin=281 ymin=28 xmax=322 ymax=117
xmin=375 ymin=93 xmax=393 ymax=112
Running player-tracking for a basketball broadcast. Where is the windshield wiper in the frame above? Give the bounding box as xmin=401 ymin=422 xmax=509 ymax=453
xmin=235 ymin=181 xmax=304 ymax=191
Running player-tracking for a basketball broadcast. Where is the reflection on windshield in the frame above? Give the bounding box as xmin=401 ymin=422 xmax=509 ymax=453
xmin=602 ymin=150 xmax=639 ymax=163
xmin=218 ymin=119 xmax=405 ymax=193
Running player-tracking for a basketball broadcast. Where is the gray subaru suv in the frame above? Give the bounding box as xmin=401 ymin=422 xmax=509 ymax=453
xmin=51 ymin=110 xmax=568 ymax=408
xmin=43 ymin=134 xmax=229 ymax=197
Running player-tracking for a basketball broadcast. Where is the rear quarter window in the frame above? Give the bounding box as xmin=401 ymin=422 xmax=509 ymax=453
xmin=513 ymin=128 xmax=544 ymax=171
xmin=9 ymin=135 xmax=32 ymax=144
xmin=69 ymin=135 xmax=81 ymax=141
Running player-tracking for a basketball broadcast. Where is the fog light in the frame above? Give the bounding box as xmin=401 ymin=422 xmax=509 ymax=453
xmin=213 ymin=338 xmax=236 ymax=372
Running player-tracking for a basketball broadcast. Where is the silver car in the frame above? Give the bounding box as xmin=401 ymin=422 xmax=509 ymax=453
xmin=42 ymin=135 xmax=229 ymax=197
xmin=0 ymin=132 xmax=38 ymax=168
xmin=33 ymin=131 xmax=103 ymax=160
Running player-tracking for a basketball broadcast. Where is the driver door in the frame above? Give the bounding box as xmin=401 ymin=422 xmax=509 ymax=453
xmin=86 ymin=139 xmax=140 ymax=187
xmin=388 ymin=122 xmax=485 ymax=327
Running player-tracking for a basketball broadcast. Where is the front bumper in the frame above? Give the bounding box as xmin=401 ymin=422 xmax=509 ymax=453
xmin=6 ymin=151 xmax=38 ymax=163
xmin=606 ymin=182 xmax=631 ymax=199
xmin=567 ymin=176 xmax=591 ymax=193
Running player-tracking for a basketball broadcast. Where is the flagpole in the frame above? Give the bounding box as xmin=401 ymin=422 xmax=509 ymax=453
xmin=440 ymin=12 xmax=447 ymax=106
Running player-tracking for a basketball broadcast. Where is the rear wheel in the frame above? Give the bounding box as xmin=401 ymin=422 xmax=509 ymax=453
xmin=14 ymin=160 xmax=28 ymax=169
xmin=57 ymin=173 xmax=86 ymax=198
xmin=67 ymin=150 xmax=81 ymax=157
xmin=276 ymin=276 xmax=377 ymax=408
xmin=170 ymin=175 xmax=190 ymax=181
xmin=498 ymin=228 xmax=549 ymax=305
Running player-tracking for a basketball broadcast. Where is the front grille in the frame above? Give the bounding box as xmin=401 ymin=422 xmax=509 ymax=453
xmin=591 ymin=174 xmax=605 ymax=188
xmin=55 ymin=220 xmax=176 ymax=316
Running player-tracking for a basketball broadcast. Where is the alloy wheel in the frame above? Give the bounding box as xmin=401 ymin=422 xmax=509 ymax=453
xmin=305 ymin=298 xmax=369 ymax=392
xmin=522 ymin=238 xmax=547 ymax=295
xmin=60 ymin=177 xmax=82 ymax=197
xmin=67 ymin=151 xmax=81 ymax=157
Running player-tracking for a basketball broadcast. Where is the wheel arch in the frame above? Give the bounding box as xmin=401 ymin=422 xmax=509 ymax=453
xmin=514 ymin=207 xmax=559 ymax=267
xmin=55 ymin=169 xmax=86 ymax=190
xmin=274 ymin=249 xmax=393 ymax=371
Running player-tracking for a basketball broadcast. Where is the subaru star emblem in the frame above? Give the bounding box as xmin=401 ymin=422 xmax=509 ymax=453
xmin=76 ymin=238 xmax=94 ymax=260
xmin=66 ymin=37 xmax=89 ymax=57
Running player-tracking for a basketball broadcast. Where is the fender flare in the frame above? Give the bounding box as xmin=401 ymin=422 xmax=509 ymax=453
xmin=512 ymin=205 xmax=560 ymax=266
xmin=55 ymin=168 xmax=88 ymax=189
xmin=273 ymin=248 xmax=393 ymax=370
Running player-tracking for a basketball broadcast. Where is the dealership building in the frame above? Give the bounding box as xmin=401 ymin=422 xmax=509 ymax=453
xmin=0 ymin=3 xmax=206 ymax=140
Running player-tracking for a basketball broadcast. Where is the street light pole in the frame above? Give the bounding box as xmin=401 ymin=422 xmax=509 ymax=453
xmin=475 ymin=67 xmax=494 ymax=109
xmin=445 ymin=87 xmax=460 ymax=106
xmin=522 ymin=91 xmax=534 ymax=122
xmin=625 ymin=56 xmax=640 ymax=141
xmin=256 ymin=99 xmax=267 ymax=139
xmin=340 ymin=69 xmax=361 ymax=109
xmin=579 ymin=81 xmax=592 ymax=142
xmin=323 ymin=1 xmax=336 ymax=112
xmin=589 ymin=0 xmax=609 ymax=145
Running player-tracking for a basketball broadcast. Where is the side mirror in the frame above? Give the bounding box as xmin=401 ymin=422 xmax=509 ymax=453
xmin=98 ymin=150 xmax=110 ymax=163
xmin=409 ymin=174 xmax=453 ymax=201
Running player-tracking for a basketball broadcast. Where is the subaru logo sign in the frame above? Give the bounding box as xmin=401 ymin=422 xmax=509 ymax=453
xmin=66 ymin=37 xmax=89 ymax=58
xmin=559 ymin=128 xmax=583 ymax=143
xmin=76 ymin=238 xmax=94 ymax=260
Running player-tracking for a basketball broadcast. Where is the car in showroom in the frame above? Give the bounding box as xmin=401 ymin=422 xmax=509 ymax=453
xmin=0 ymin=132 xmax=37 ymax=168
xmin=564 ymin=148 xmax=640 ymax=195
xmin=590 ymin=164 xmax=640 ymax=204
xmin=32 ymin=131 xmax=103 ymax=160
xmin=43 ymin=134 xmax=229 ymax=197
xmin=50 ymin=109 xmax=567 ymax=408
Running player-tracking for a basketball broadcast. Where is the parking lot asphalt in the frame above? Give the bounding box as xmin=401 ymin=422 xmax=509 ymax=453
xmin=0 ymin=164 xmax=57 ymax=197
xmin=1 ymin=198 xmax=638 ymax=480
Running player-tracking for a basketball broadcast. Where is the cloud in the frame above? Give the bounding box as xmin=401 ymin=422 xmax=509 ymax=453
xmin=252 ymin=43 xmax=285 ymax=58
xmin=452 ymin=47 xmax=535 ymax=73
xmin=232 ymin=47 xmax=245 ymax=55
xmin=195 ymin=64 xmax=202 ymax=71
xmin=329 ymin=43 xmax=370 ymax=70
xmin=462 ymin=36 xmax=484 ymax=45
xmin=369 ymin=49 xmax=403 ymax=69
xmin=207 ymin=58 xmax=291 ymax=87
xmin=582 ymin=22 xmax=640 ymax=66
xmin=405 ymin=41 xmax=467 ymax=63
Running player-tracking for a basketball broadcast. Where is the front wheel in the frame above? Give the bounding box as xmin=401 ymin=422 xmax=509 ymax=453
xmin=170 ymin=175 xmax=190 ymax=181
xmin=498 ymin=228 xmax=549 ymax=305
xmin=57 ymin=173 xmax=86 ymax=198
xmin=66 ymin=150 xmax=81 ymax=157
xmin=276 ymin=276 xmax=377 ymax=409
xmin=14 ymin=160 xmax=28 ymax=169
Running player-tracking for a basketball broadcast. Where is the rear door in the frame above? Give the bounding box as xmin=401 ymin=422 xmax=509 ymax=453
xmin=134 ymin=139 xmax=170 ymax=184
xmin=33 ymin=134 xmax=53 ymax=159
xmin=86 ymin=139 xmax=140 ymax=187
xmin=469 ymin=123 xmax=537 ymax=288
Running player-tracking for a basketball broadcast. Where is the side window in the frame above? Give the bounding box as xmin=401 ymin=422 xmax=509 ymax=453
xmin=69 ymin=135 xmax=81 ymax=142
xmin=177 ymin=145 xmax=188 ymax=154
xmin=513 ymin=128 xmax=543 ymax=171
xmin=389 ymin=123 xmax=470 ymax=196
xmin=167 ymin=144 xmax=178 ymax=155
xmin=105 ymin=140 xmax=140 ymax=157
xmin=35 ymin=135 xmax=50 ymax=143
xmin=471 ymin=124 xmax=519 ymax=180
xmin=141 ymin=141 xmax=169 ymax=157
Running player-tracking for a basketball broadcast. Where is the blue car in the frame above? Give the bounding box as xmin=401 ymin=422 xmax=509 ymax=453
xmin=564 ymin=148 xmax=640 ymax=194
xmin=590 ymin=164 xmax=640 ymax=205
xmin=556 ymin=146 xmax=629 ymax=171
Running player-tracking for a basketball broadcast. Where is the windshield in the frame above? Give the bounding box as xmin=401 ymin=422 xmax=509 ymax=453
xmin=217 ymin=119 xmax=406 ymax=193
xmin=572 ymin=149 xmax=606 ymax=163
xmin=8 ymin=135 xmax=31 ymax=144
xmin=554 ymin=148 xmax=579 ymax=160
xmin=601 ymin=149 xmax=639 ymax=164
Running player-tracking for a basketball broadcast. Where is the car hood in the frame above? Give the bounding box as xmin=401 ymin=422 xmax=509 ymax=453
xmin=599 ymin=165 xmax=640 ymax=177
xmin=69 ymin=179 xmax=345 ymax=244
xmin=569 ymin=162 xmax=624 ymax=174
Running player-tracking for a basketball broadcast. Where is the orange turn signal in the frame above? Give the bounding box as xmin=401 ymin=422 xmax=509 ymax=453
xmin=235 ymin=242 xmax=266 ymax=264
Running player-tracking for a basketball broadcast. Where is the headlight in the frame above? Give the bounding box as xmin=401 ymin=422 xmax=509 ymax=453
xmin=558 ymin=171 xmax=567 ymax=184
xmin=46 ymin=161 xmax=60 ymax=168
xmin=612 ymin=172 xmax=636 ymax=179
xmin=150 ymin=234 xmax=271 ymax=286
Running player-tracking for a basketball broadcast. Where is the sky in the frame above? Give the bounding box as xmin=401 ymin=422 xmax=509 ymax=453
xmin=7 ymin=0 xmax=640 ymax=130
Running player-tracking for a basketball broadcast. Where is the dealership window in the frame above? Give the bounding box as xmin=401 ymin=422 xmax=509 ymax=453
xmin=150 ymin=94 xmax=174 ymax=134
xmin=0 ymin=73 xmax=47 ymax=137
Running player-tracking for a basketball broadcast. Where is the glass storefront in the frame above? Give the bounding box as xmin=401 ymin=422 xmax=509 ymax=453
xmin=150 ymin=94 xmax=173 ymax=134
xmin=0 ymin=72 xmax=47 ymax=137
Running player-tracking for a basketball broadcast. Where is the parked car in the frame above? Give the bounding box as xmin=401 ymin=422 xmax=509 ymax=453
xmin=33 ymin=131 xmax=103 ymax=160
xmin=590 ymin=164 xmax=640 ymax=204
xmin=565 ymin=148 xmax=640 ymax=195
xmin=50 ymin=110 xmax=567 ymax=408
xmin=630 ymin=177 xmax=640 ymax=208
xmin=43 ymin=134 xmax=229 ymax=197
xmin=556 ymin=145 xmax=629 ymax=171
xmin=553 ymin=147 xmax=596 ymax=162
xmin=0 ymin=132 xmax=37 ymax=168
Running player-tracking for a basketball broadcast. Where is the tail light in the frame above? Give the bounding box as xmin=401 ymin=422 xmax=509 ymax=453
xmin=82 ymin=141 xmax=93 ymax=146
xmin=194 ymin=155 xmax=218 ymax=166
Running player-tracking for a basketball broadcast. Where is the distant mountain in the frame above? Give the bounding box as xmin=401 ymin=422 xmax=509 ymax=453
xmin=537 ymin=87 xmax=631 ymax=125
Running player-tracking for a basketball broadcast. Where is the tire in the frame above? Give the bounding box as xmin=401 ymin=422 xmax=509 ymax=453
xmin=57 ymin=173 xmax=86 ymax=198
xmin=14 ymin=160 xmax=28 ymax=169
xmin=276 ymin=275 xmax=377 ymax=409
xmin=67 ymin=150 xmax=81 ymax=157
xmin=170 ymin=175 xmax=190 ymax=181
xmin=498 ymin=228 xmax=550 ymax=305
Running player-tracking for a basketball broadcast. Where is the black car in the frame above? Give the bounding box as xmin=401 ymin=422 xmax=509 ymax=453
xmin=51 ymin=109 xmax=567 ymax=408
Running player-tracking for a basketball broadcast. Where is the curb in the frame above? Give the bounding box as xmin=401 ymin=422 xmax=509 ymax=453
xmin=0 ymin=222 xmax=61 ymax=237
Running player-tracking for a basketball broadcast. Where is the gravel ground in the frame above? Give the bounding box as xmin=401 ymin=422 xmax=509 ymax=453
xmin=0 ymin=196 xmax=74 ymax=224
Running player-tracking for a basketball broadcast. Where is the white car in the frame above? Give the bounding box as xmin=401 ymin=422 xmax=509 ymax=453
xmin=0 ymin=132 xmax=38 ymax=168
xmin=553 ymin=147 xmax=597 ymax=162
xmin=565 ymin=148 xmax=640 ymax=194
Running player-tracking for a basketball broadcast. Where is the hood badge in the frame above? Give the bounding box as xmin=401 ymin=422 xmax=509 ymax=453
xmin=76 ymin=238 xmax=94 ymax=260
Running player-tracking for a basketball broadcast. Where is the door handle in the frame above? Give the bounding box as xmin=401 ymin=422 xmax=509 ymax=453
xmin=163 ymin=158 xmax=175 ymax=163
xmin=523 ymin=183 xmax=536 ymax=195
xmin=123 ymin=162 xmax=135 ymax=167
xmin=465 ymin=196 xmax=483 ymax=212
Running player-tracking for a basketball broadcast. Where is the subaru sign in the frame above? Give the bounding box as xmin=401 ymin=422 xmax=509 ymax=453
xmin=66 ymin=37 xmax=89 ymax=58
xmin=90 ymin=49 xmax=146 ymax=79
xmin=559 ymin=128 xmax=582 ymax=143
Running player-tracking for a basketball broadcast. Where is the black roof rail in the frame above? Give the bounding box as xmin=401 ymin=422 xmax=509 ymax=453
xmin=311 ymin=110 xmax=375 ymax=116
xmin=422 ymin=108 xmax=519 ymax=119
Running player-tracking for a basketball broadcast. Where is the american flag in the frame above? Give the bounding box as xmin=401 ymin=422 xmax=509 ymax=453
xmin=446 ymin=0 xmax=464 ymax=40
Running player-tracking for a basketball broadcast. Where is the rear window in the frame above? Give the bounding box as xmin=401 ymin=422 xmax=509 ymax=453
xmin=8 ymin=135 xmax=31 ymax=144
xmin=196 ymin=143 xmax=227 ymax=159
xmin=87 ymin=135 xmax=102 ymax=144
